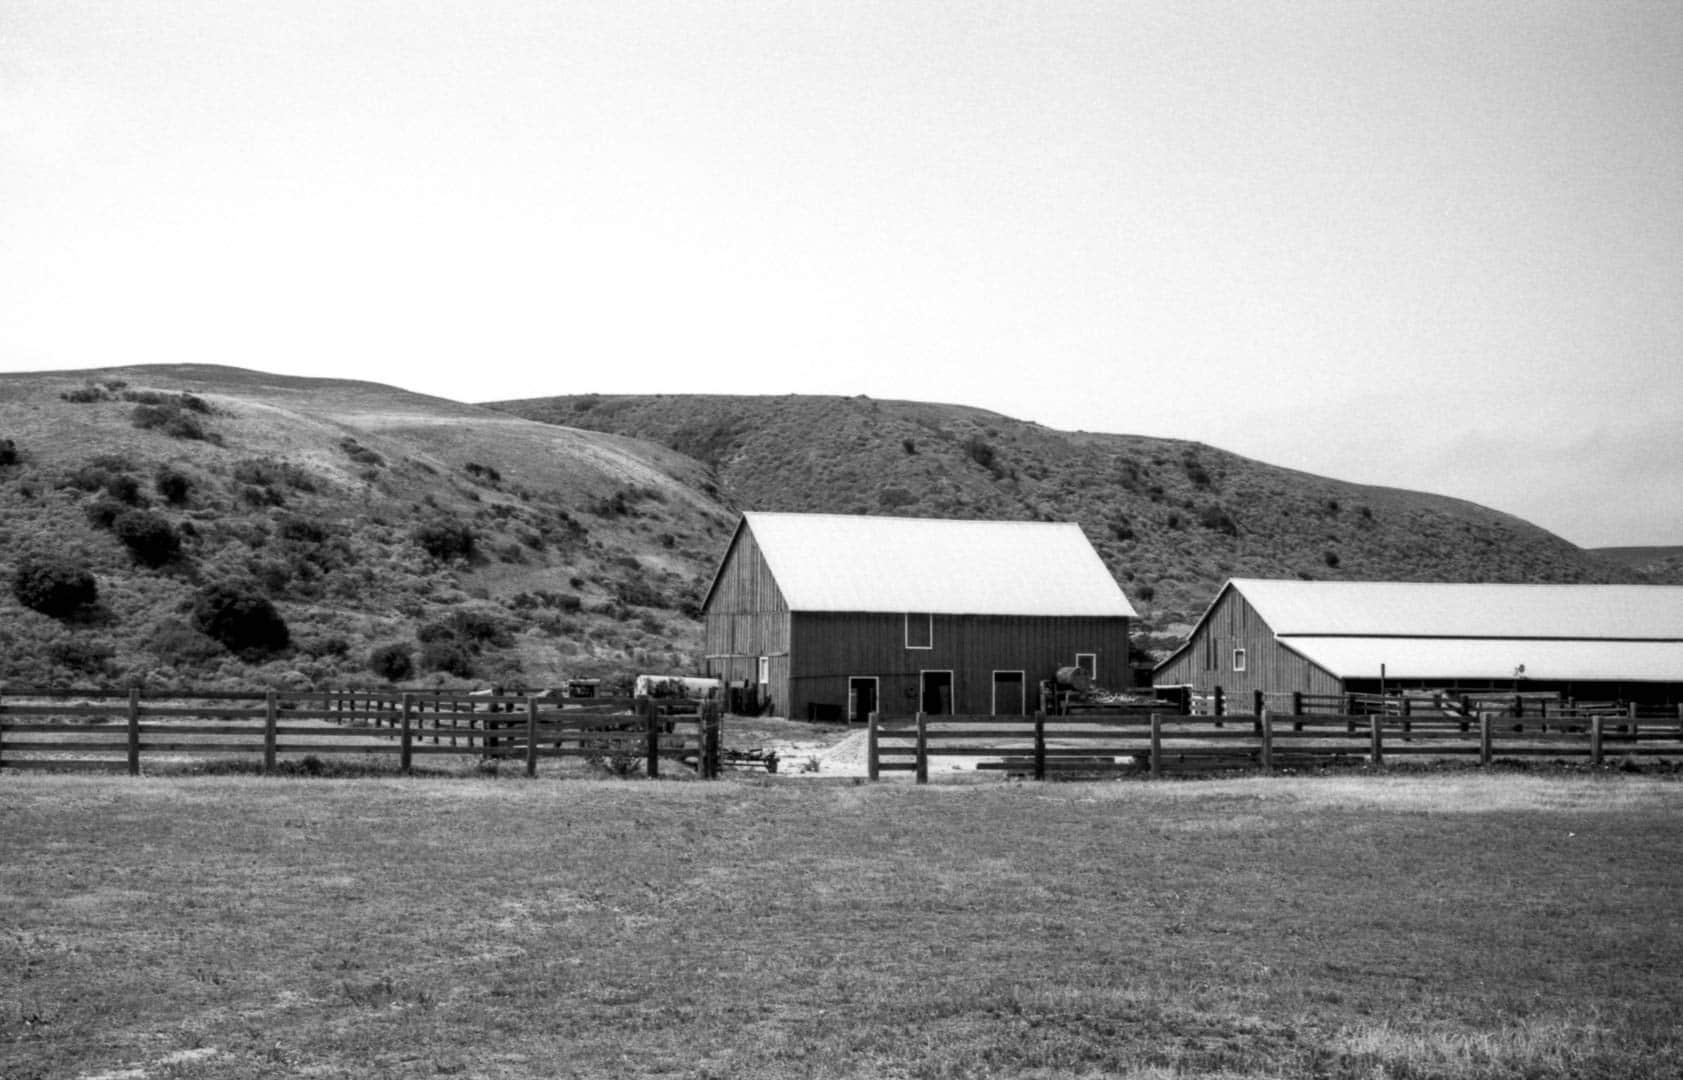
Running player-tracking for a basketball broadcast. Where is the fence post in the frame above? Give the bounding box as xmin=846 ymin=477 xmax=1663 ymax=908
xmin=1149 ymin=712 xmax=1162 ymax=779
xmin=1213 ymin=686 xmax=1224 ymax=727
xmin=1628 ymin=702 xmax=1639 ymax=739
xmin=1345 ymin=694 xmax=1356 ymax=733
xmin=127 ymin=687 xmax=141 ymax=776
xmin=1369 ymin=714 xmax=1383 ymax=767
xmin=1591 ymin=714 xmax=1604 ymax=766
xmin=1260 ymin=709 xmax=1273 ymax=771
xmin=1479 ymin=712 xmax=1493 ymax=767
xmin=1033 ymin=713 xmax=1046 ymax=782
xmin=0 ymin=686 xmax=6 ymax=771
xmin=525 ymin=697 xmax=539 ymax=778
xmin=264 ymin=691 xmax=278 ymax=773
xmin=915 ymin=712 xmax=928 ymax=785
xmin=1291 ymin=691 xmax=1303 ymax=730
xmin=867 ymin=712 xmax=879 ymax=781
xmin=645 ymin=700 xmax=660 ymax=780
xmin=400 ymin=694 xmax=413 ymax=774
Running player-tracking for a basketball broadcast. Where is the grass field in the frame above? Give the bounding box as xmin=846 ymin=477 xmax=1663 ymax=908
xmin=3 ymin=773 xmax=1681 ymax=1079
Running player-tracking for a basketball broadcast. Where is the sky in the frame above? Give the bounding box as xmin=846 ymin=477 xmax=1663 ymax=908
xmin=3 ymin=1 xmax=1679 ymax=548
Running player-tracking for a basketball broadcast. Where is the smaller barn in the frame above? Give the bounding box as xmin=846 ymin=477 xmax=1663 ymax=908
xmin=1155 ymin=579 xmax=1683 ymax=707
xmin=702 ymin=512 xmax=1136 ymax=721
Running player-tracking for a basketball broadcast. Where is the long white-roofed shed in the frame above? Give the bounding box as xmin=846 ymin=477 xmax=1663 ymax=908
xmin=1154 ymin=579 xmax=1683 ymax=707
xmin=702 ymin=512 xmax=1136 ymax=721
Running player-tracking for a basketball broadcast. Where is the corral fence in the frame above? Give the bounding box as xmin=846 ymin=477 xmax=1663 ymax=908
xmin=0 ymin=688 xmax=731 ymax=778
xmin=868 ymin=703 xmax=1683 ymax=782
xmin=1189 ymin=687 xmax=1681 ymax=723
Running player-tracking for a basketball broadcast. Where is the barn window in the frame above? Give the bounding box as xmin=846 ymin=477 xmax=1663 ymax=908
xmin=1232 ymin=648 xmax=1247 ymax=672
xmin=1075 ymin=653 xmax=1097 ymax=682
xmin=905 ymin=613 xmax=933 ymax=650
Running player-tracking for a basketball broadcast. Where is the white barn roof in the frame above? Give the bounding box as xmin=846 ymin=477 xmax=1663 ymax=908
xmin=734 ymin=512 xmax=1136 ymax=617
xmin=1280 ymin=637 xmax=1683 ymax=683
xmin=1229 ymin=579 xmax=1683 ymax=640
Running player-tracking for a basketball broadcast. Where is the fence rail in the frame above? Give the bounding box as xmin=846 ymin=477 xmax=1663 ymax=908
xmin=867 ymin=708 xmax=1683 ymax=781
xmin=0 ymin=689 xmax=725 ymax=778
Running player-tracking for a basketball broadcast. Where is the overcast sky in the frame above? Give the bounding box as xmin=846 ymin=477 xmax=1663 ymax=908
xmin=3 ymin=2 xmax=1679 ymax=548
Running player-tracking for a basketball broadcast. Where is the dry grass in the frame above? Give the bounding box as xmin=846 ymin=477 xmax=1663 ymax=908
xmin=4 ymin=773 xmax=1681 ymax=1079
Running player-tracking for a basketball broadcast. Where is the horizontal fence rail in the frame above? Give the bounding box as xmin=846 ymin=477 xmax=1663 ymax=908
xmin=0 ymin=689 xmax=727 ymax=779
xmin=867 ymin=707 xmax=1683 ymax=782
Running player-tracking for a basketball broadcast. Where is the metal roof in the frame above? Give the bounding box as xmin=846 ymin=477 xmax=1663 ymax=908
xmin=1229 ymin=579 xmax=1683 ymax=640
xmin=1280 ymin=637 xmax=1683 ymax=683
xmin=735 ymin=512 xmax=1136 ymax=617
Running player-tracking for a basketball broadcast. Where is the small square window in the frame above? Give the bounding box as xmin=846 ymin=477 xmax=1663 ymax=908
xmin=1232 ymin=648 xmax=1247 ymax=672
xmin=905 ymin=613 xmax=933 ymax=650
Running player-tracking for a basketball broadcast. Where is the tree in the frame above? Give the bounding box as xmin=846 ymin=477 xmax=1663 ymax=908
xmin=192 ymin=581 xmax=290 ymax=655
xmin=11 ymin=555 xmax=98 ymax=618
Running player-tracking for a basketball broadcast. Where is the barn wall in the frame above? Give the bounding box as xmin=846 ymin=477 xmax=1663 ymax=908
xmin=702 ymin=525 xmax=793 ymax=713
xmin=786 ymin=612 xmax=1130 ymax=720
xmin=1153 ymin=586 xmax=1341 ymax=700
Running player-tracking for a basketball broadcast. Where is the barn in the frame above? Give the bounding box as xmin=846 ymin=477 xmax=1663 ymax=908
xmin=701 ymin=512 xmax=1136 ymax=721
xmin=1154 ymin=578 xmax=1683 ymax=708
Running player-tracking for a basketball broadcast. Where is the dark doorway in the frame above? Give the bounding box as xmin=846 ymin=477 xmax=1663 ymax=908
xmin=921 ymin=671 xmax=953 ymax=715
xmin=849 ymin=677 xmax=878 ymax=723
xmin=993 ymin=671 xmax=1025 ymax=716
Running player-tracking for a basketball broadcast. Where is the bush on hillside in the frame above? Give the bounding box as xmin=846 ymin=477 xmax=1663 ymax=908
xmin=0 ymin=438 xmax=17 ymax=466
xmin=419 ymin=640 xmax=474 ymax=678
xmin=192 ymin=581 xmax=291 ymax=656
xmin=113 ymin=510 xmax=181 ymax=567
xmin=414 ymin=520 xmax=475 ymax=562
xmin=12 ymin=555 xmax=99 ymax=618
xmin=155 ymin=467 xmax=192 ymax=505
xmin=369 ymin=642 xmax=415 ymax=682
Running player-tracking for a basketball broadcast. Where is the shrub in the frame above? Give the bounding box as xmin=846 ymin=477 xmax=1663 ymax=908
xmin=277 ymin=515 xmax=328 ymax=544
xmin=0 ymin=438 xmax=16 ymax=466
xmin=61 ymin=384 xmax=109 ymax=403
xmin=151 ymin=618 xmax=225 ymax=667
xmin=419 ymin=640 xmax=474 ymax=678
xmin=131 ymin=402 xmax=209 ymax=440
xmin=339 ymin=437 xmax=384 ymax=467
xmin=1198 ymin=506 xmax=1239 ymax=536
xmin=1133 ymin=583 xmax=1156 ymax=603
xmin=963 ymin=436 xmax=1004 ymax=478
xmin=463 ymin=462 xmax=502 ymax=485
xmin=192 ymin=581 xmax=291 ymax=655
xmin=414 ymin=520 xmax=475 ymax=561
xmin=113 ymin=510 xmax=181 ymax=567
xmin=47 ymin=638 xmax=113 ymax=675
xmin=12 ymin=555 xmax=98 ymax=617
xmin=369 ymin=643 xmax=415 ymax=682
xmin=85 ymin=497 xmax=127 ymax=530
xmin=879 ymin=487 xmax=917 ymax=510
xmin=154 ymin=467 xmax=192 ymax=505
xmin=104 ymin=473 xmax=144 ymax=505
xmin=1182 ymin=455 xmax=1213 ymax=489
xmin=1324 ymin=550 xmax=1341 ymax=569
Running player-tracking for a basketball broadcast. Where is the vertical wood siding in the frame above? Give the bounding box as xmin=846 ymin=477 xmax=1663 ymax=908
xmin=787 ymin=612 xmax=1129 ymax=719
xmin=702 ymin=525 xmax=793 ymax=711
xmin=1152 ymin=586 xmax=1341 ymax=699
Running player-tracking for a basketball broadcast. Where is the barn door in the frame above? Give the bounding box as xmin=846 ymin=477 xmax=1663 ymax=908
xmin=920 ymin=671 xmax=953 ymax=716
xmin=849 ymin=677 xmax=878 ymax=723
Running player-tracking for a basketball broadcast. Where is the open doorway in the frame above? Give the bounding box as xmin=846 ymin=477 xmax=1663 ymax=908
xmin=992 ymin=670 xmax=1026 ymax=715
xmin=920 ymin=670 xmax=953 ymax=715
xmin=849 ymin=677 xmax=878 ymax=723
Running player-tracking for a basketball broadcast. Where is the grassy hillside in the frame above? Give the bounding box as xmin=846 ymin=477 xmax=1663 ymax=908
xmin=1591 ymin=546 xmax=1683 ymax=584
xmin=2 ymin=368 xmax=1650 ymax=692
xmin=0 ymin=366 xmax=732 ymax=690
xmin=489 ymin=393 xmax=1642 ymax=657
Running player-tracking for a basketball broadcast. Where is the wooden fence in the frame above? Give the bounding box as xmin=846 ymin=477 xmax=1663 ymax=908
xmin=0 ymin=688 xmax=725 ymax=778
xmin=868 ymin=705 xmax=1683 ymax=782
xmin=1191 ymin=687 xmax=1683 ymax=722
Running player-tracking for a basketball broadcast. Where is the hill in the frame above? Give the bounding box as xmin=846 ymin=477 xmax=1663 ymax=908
xmin=0 ymin=369 xmax=1651 ymax=692
xmin=0 ymin=366 xmax=733 ymax=690
xmin=1591 ymin=546 xmax=1683 ymax=584
xmin=487 ymin=393 xmax=1644 ymax=659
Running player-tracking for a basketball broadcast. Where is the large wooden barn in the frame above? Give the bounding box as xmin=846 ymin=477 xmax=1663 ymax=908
xmin=1154 ymin=578 xmax=1683 ymax=706
xmin=702 ymin=512 xmax=1136 ymax=721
